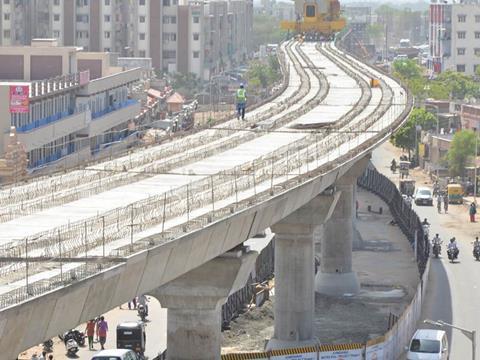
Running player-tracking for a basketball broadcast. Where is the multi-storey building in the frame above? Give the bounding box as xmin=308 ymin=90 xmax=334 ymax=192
xmin=0 ymin=39 xmax=143 ymax=171
xmin=428 ymin=0 xmax=480 ymax=75
xmin=0 ymin=0 xmax=253 ymax=80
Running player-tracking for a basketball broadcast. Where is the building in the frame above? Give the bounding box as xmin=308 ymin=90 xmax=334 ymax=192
xmin=0 ymin=0 xmax=254 ymax=81
xmin=428 ymin=0 xmax=480 ymax=75
xmin=0 ymin=39 xmax=146 ymax=172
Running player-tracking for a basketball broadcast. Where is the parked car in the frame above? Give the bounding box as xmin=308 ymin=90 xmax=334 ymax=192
xmin=406 ymin=329 xmax=448 ymax=360
xmin=91 ymin=349 xmax=140 ymax=360
xmin=414 ymin=187 xmax=434 ymax=206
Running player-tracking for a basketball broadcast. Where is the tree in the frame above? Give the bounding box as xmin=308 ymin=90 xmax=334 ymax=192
xmin=447 ymin=130 xmax=476 ymax=177
xmin=246 ymin=56 xmax=281 ymax=93
xmin=393 ymin=59 xmax=422 ymax=80
xmin=391 ymin=108 xmax=437 ymax=157
xmin=170 ymin=72 xmax=203 ymax=99
xmin=434 ymin=71 xmax=480 ymax=100
xmin=252 ymin=14 xmax=286 ymax=49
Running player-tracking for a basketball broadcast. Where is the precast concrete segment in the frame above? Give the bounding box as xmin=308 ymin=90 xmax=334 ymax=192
xmin=267 ymin=193 xmax=339 ymax=350
xmin=315 ymin=156 xmax=370 ymax=296
xmin=153 ymin=250 xmax=258 ymax=360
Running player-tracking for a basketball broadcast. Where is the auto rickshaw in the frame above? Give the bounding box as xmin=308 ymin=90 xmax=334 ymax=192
xmin=116 ymin=321 xmax=146 ymax=356
xmin=399 ymin=161 xmax=410 ymax=179
xmin=399 ymin=179 xmax=416 ymax=196
xmin=447 ymin=183 xmax=463 ymax=204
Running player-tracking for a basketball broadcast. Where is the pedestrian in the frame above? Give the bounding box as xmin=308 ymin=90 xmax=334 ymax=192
xmin=39 ymin=351 xmax=47 ymax=360
xmin=97 ymin=316 xmax=109 ymax=350
xmin=443 ymin=194 xmax=448 ymax=213
xmin=132 ymin=296 xmax=137 ymax=309
xmin=85 ymin=319 xmax=96 ymax=350
xmin=95 ymin=316 xmax=101 ymax=342
xmin=235 ymin=84 xmax=247 ymax=121
xmin=437 ymin=194 xmax=442 ymax=213
xmin=470 ymin=202 xmax=477 ymax=222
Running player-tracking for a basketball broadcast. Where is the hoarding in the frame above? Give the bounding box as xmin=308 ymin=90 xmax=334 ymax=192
xmin=9 ymin=85 xmax=29 ymax=113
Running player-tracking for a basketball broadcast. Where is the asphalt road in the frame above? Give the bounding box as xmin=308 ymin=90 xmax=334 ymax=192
xmin=373 ymin=143 xmax=479 ymax=359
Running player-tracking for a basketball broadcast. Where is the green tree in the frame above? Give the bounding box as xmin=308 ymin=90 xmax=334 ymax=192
xmin=246 ymin=56 xmax=281 ymax=93
xmin=427 ymin=82 xmax=450 ymax=100
xmin=392 ymin=59 xmax=422 ymax=80
xmin=434 ymin=71 xmax=480 ymax=99
xmin=392 ymin=108 xmax=437 ymax=157
xmin=170 ymin=72 xmax=202 ymax=99
xmin=447 ymin=130 xmax=476 ymax=177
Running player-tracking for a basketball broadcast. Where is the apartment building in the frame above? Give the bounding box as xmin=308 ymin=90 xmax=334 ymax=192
xmin=0 ymin=0 xmax=253 ymax=80
xmin=429 ymin=0 xmax=480 ymax=75
xmin=0 ymin=39 xmax=142 ymax=170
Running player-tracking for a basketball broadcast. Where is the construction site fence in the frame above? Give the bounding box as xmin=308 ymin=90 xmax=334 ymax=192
xmin=221 ymin=239 xmax=275 ymax=326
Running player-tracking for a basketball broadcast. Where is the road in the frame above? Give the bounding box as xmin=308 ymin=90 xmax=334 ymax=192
xmin=373 ymin=142 xmax=479 ymax=359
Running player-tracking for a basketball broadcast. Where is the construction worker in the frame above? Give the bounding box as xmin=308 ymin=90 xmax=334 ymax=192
xmin=236 ymin=84 xmax=247 ymax=121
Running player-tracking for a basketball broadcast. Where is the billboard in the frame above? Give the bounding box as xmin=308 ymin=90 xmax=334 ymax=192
xmin=9 ymin=85 xmax=30 ymax=113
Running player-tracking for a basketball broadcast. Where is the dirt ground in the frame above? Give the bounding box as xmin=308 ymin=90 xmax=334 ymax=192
xmin=221 ymin=188 xmax=419 ymax=352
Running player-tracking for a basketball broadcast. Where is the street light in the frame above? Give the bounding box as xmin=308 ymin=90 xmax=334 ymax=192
xmin=424 ymin=319 xmax=477 ymax=360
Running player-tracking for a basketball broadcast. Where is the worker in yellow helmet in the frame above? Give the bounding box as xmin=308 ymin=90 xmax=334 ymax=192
xmin=236 ymin=83 xmax=247 ymax=121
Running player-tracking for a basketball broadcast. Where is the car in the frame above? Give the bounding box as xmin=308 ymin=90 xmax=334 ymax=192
xmin=414 ymin=187 xmax=434 ymax=206
xmin=91 ymin=349 xmax=139 ymax=360
xmin=406 ymin=329 xmax=448 ymax=360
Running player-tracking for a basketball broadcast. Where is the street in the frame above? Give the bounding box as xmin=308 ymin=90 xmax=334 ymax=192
xmin=373 ymin=142 xmax=480 ymax=359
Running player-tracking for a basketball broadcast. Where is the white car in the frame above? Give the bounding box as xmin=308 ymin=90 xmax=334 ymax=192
xmin=406 ymin=329 xmax=449 ymax=359
xmin=91 ymin=349 xmax=139 ymax=360
xmin=414 ymin=187 xmax=434 ymax=206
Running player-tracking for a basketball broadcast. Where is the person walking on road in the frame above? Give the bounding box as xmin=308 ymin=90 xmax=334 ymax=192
xmin=443 ymin=194 xmax=448 ymax=213
xmin=470 ymin=202 xmax=477 ymax=222
xmin=97 ymin=316 xmax=109 ymax=350
xmin=437 ymin=194 xmax=442 ymax=213
xmin=85 ymin=319 xmax=96 ymax=350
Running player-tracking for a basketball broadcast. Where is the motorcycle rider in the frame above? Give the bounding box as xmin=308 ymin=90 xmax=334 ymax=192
xmin=138 ymin=294 xmax=149 ymax=316
xmin=422 ymin=218 xmax=430 ymax=225
xmin=448 ymin=237 xmax=459 ymax=258
xmin=474 ymin=236 xmax=480 ymax=248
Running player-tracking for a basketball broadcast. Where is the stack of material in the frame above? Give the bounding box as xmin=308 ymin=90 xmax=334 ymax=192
xmin=0 ymin=127 xmax=28 ymax=183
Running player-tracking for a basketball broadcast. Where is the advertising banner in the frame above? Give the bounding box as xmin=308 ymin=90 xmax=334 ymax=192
xmin=319 ymin=344 xmax=363 ymax=360
xmin=366 ymin=337 xmax=385 ymax=360
xmin=270 ymin=346 xmax=317 ymax=360
xmin=9 ymin=85 xmax=30 ymax=113
xmin=79 ymin=70 xmax=90 ymax=86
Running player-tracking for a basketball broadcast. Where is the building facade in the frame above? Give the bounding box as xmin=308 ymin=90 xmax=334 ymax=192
xmin=0 ymin=0 xmax=253 ymax=80
xmin=428 ymin=0 xmax=480 ymax=75
xmin=0 ymin=39 xmax=145 ymax=171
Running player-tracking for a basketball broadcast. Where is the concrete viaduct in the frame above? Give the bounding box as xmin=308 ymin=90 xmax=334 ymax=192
xmin=0 ymin=41 xmax=411 ymax=359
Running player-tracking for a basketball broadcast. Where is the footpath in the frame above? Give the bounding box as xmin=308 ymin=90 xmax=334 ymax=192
xmin=222 ymin=187 xmax=419 ymax=352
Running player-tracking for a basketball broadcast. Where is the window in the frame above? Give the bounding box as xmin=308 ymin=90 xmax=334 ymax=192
xmin=163 ymin=0 xmax=170 ymax=5
xmin=457 ymin=64 xmax=466 ymax=72
xmin=54 ymin=0 xmax=60 ymax=5
xmin=476 ymin=15 xmax=480 ymax=22
xmin=193 ymin=16 xmax=199 ymax=23
xmin=139 ymin=16 xmax=145 ymax=23
xmin=104 ymin=31 xmax=110 ymax=38
xmin=104 ymin=0 xmax=110 ymax=5
xmin=3 ymin=13 xmax=9 ymax=21
xmin=458 ymin=31 xmax=466 ymax=39
xmin=475 ymin=48 xmax=480 ymax=56
xmin=458 ymin=14 xmax=466 ymax=22
xmin=104 ymin=15 xmax=110 ymax=22
xmin=3 ymin=29 xmax=10 ymax=38
xmin=53 ymin=30 xmax=60 ymax=38
xmin=76 ymin=31 xmax=89 ymax=39
xmin=104 ymin=47 xmax=110 ymax=52
xmin=76 ymin=0 xmax=88 ymax=5
xmin=3 ymin=0 xmax=9 ymax=4
xmin=476 ymin=32 xmax=480 ymax=39
xmin=171 ymin=16 xmax=176 ymax=24
xmin=139 ymin=33 xmax=145 ymax=40
xmin=193 ymin=51 xmax=200 ymax=58
xmin=172 ymin=0 xmax=178 ymax=4
xmin=193 ymin=33 xmax=199 ymax=41
xmin=163 ymin=33 xmax=176 ymax=41
xmin=76 ymin=14 xmax=89 ymax=23
xmin=163 ymin=50 xmax=176 ymax=59
xmin=457 ymin=48 xmax=466 ymax=55
xmin=139 ymin=50 xmax=146 ymax=57
xmin=54 ymin=14 xmax=60 ymax=21
xmin=140 ymin=0 xmax=145 ymax=4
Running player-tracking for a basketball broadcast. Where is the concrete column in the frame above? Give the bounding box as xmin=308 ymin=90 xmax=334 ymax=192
xmin=315 ymin=157 xmax=369 ymax=296
xmin=267 ymin=192 xmax=339 ymax=350
xmin=153 ymin=247 xmax=258 ymax=360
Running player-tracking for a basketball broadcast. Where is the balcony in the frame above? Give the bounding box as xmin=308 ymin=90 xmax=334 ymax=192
xmin=78 ymin=68 xmax=142 ymax=95
xmin=15 ymin=111 xmax=91 ymax=152
xmin=89 ymin=99 xmax=141 ymax=135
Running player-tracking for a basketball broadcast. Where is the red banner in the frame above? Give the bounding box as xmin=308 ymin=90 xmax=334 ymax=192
xmin=9 ymin=85 xmax=30 ymax=113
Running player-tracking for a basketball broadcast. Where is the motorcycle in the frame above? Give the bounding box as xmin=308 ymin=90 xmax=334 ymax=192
xmin=432 ymin=242 xmax=441 ymax=258
xmin=473 ymin=244 xmax=480 ymax=261
xmin=447 ymin=247 xmax=459 ymax=263
xmin=137 ymin=304 xmax=147 ymax=322
xmin=42 ymin=339 xmax=53 ymax=352
xmin=65 ymin=338 xmax=79 ymax=356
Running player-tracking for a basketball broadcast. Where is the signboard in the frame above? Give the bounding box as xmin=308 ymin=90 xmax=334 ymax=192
xmin=319 ymin=348 xmax=362 ymax=360
xmin=9 ymin=85 xmax=30 ymax=113
xmin=366 ymin=338 xmax=385 ymax=360
xmin=270 ymin=352 xmax=317 ymax=360
xmin=79 ymin=70 xmax=90 ymax=86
